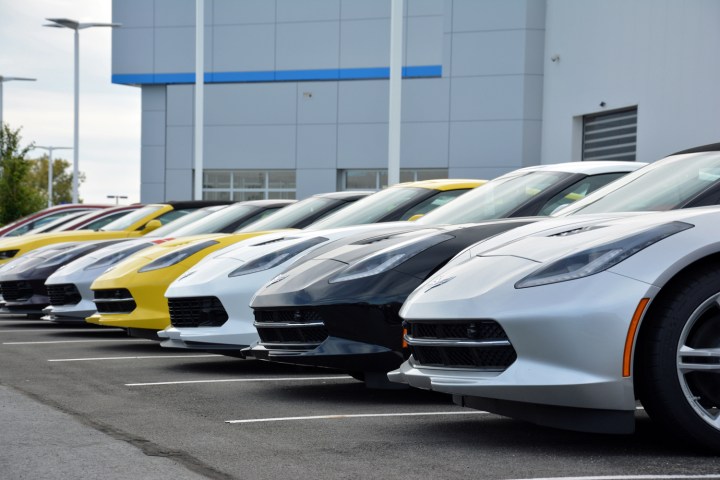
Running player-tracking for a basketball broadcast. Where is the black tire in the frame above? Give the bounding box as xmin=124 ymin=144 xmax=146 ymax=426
xmin=636 ymin=266 xmax=720 ymax=452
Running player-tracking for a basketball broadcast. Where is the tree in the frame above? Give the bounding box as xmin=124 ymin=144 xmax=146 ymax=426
xmin=28 ymin=155 xmax=84 ymax=206
xmin=0 ymin=124 xmax=44 ymax=225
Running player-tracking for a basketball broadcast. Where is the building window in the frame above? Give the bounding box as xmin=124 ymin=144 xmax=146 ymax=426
xmin=339 ymin=168 xmax=448 ymax=190
xmin=203 ymin=170 xmax=296 ymax=201
xmin=582 ymin=107 xmax=637 ymax=161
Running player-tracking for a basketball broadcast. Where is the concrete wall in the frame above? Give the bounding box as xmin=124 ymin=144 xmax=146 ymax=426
xmin=541 ymin=0 xmax=720 ymax=165
xmin=113 ymin=0 xmax=546 ymax=201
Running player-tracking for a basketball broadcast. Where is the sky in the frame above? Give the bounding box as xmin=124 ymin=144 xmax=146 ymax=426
xmin=0 ymin=0 xmax=141 ymax=204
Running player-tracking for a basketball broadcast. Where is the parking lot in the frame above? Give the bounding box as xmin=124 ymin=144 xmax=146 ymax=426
xmin=1 ymin=314 xmax=718 ymax=480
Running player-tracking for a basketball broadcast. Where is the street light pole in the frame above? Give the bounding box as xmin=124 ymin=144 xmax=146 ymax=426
xmin=33 ymin=146 xmax=72 ymax=207
xmin=106 ymin=195 xmax=128 ymax=205
xmin=0 ymin=76 xmax=37 ymax=127
xmin=44 ymin=18 xmax=121 ymax=204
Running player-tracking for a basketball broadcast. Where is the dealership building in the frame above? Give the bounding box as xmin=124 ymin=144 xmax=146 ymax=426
xmin=111 ymin=0 xmax=720 ymax=202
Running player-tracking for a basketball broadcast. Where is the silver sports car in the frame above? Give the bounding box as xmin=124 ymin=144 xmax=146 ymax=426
xmin=389 ymin=206 xmax=720 ymax=451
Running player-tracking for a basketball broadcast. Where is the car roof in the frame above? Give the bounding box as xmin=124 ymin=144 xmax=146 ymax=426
xmin=228 ymin=199 xmax=296 ymax=207
xmin=162 ymin=200 xmax=232 ymax=209
xmin=311 ymin=191 xmax=374 ymax=200
xmin=394 ymin=179 xmax=487 ymax=191
xmin=669 ymin=142 xmax=720 ymax=156
xmin=503 ymin=161 xmax=646 ymax=176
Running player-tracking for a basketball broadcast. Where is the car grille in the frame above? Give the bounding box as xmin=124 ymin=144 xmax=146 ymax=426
xmin=94 ymin=288 xmax=136 ymax=314
xmin=0 ymin=281 xmax=37 ymax=302
xmin=47 ymin=284 xmax=82 ymax=306
xmin=168 ymin=296 xmax=228 ymax=328
xmin=405 ymin=320 xmax=517 ymax=370
xmin=254 ymin=309 xmax=328 ymax=349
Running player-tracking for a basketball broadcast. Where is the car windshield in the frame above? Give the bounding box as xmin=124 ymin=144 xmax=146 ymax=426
xmin=100 ymin=205 xmax=164 ymax=231
xmin=169 ymin=203 xmax=267 ymax=235
xmin=558 ymin=152 xmax=720 ymax=215
xmin=146 ymin=206 xmax=227 ymax=238
xmin=415 ymin=171 xmax=572 ymax=225
xmin=236 ymin=197 xmax=336 ymax=232
xmin=306 ymin=187 xmax=430 ymax=230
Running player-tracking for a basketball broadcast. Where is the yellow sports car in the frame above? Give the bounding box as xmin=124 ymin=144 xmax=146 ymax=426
xmin=0 ymin=201 xmax=225 ymax=265
xmin=86 ymin=180 xmax=484 ymax=338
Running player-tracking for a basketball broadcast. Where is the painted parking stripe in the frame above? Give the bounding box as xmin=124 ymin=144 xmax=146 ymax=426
xmin=227 ymin=411 xmax=489 ymax=424
xmin=48 ymin=354 xmax=221 ymax=362
xmin=503 ymin=476 xmax=720 ymax=480
xmin=126 ymin=376 xmax=353 ymax=386
xmin=2 ymin=339 xmax=150 ymax=345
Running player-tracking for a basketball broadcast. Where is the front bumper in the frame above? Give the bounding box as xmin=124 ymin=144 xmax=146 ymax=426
xmin=387 ymin=257 xmax=661 ymax=431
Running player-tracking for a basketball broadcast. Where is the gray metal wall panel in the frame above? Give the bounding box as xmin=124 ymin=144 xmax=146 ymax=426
xmin=297 ymin=82 xmax=338 ymax=124
xmin=165 ymin=169 xmax=193 ymax=200
xmin=205 ymin=83 xmax=296 ymax=125
xmin=112 ymin=28 xmax=154 ymax=75
xmin=452 ymin=0 xmax=529 ymax=32
xmin=154 ymin=27 xmax=196 ymax=73
xmin=166 ymin=85 xmax=193 ymax=126
xmin=450 ymin=76 xmax=525 ymax=121
xmin=113 ymin=0 xmax=154 ymax=28
xmin=340 ymin=0 xmax=390 ymax=19
xmin=296 ymin=168 xmax=337 ymax=199
xmin=402 ymin=78 xmax=449 ymax=122
xmin=451 ymin=30 xmax=528 ymax=76
xmin=155 ymin=0 xmax=196 ymax=27
xmin=141 ymin=183 xmax=166 ymax=203
xmin=337 ymin=123 xmax=387 ymax=168
xmin=408 ymin=0 xmax=444 ymax=16
xmin=141 ymin=146 xmax=166 ymax=184
xmin=204 ymin=126 xmax=296 ymax=168
xmin=449 ymin=121 xmax=525 ymax=168
xmin=338 ymin=80 xmax=388 ymax=123
xmin=406 ymin=16 xmax=443 ymax=65
xmin=213 ymin=25 xmax=276 ymax=72
xmin=166 ymin=127 xmax=193 ymax=169
xmin=276 ymin=22 xmax=340 ymax=70
xmin=522 ymin=120 xmax=543 ymax=166
xmin=213 ymin=0 xmax=276 ymax=25
xmin=142 ymin=111 xmax=166 ymax=146
xmin=297 ymin=125 xmax=338 ymax=169
xmin=340 ymin=19 xmax=389 ymax=68
xmin=523 ymin=75 xmax=544 ymax=120
xmin=525 ymin=0 xmax=547 ymax=29
xmin=142 ymin=86 xmax=167 ymax=112
xmin=524 ymin=29 xmax=546 ymax=75
xmin=277 ymin=0 xmax=340 ymax=22
xmin=401 ymin=122 xmax=449 ymax=167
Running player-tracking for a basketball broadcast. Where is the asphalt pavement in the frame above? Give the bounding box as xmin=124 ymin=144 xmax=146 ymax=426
xmin=0 ymin=315 xmax=718 ymax=480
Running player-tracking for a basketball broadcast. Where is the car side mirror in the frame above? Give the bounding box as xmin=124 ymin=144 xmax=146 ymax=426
xmin=142 ymin=219 xmax=162 ymax=234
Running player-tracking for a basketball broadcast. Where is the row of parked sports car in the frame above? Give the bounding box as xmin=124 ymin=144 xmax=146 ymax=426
xmin=0 ymin=144 xmax=718 ymax=452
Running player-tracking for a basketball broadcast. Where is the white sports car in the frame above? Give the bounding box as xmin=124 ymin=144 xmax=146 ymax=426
xmin=389 ymin=206 xmax=720 ymax=451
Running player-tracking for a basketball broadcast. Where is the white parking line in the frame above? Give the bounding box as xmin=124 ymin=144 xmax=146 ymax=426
xmin=126 ymin=376 xmax=353 ymax=386
xmin=48 ymin=354 xmax=221 ymax=362
xmin=2 ymin=339 xmax=150 ymax=345
xmin=227 ymin=411 xmax=489 ymax=424
xmin=504 ymin=476 xmax=720 ymax=480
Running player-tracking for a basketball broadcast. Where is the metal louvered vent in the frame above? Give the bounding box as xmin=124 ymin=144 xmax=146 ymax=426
xmin=582 ymin=107 xmax=637 ymax=162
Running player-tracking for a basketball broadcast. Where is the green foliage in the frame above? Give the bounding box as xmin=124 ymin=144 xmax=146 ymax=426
xmin=28 ymin=155 xmax=84 ymax=206
xmin=0 ymin=124 xmax=44 ymax=225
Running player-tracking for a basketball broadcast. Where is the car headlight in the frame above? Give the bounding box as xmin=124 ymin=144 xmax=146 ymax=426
xmin=329 ymin=233 xmax=453 ymax=284
xmin=84 ymin=243 xmax=154 ymax=271
xmin=0 ymin=249 xmax=19 ymax=259
xmin=228 ymin=236 xmax=328 ymax=277
xmin=514 ymin=221 xmax=693 ymax=289
xmin=138 ymin=240 xmax=219 ymax=273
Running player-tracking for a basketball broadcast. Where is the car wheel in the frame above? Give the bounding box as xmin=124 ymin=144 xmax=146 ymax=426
xmin=636 ymin=267 xmax=720 ymax=452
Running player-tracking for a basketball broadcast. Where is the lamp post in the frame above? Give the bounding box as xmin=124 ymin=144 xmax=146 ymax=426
xmin=106 ymin=195 xmax=128 ymax=205
xmin=33 ymin=146 xmax=72 ymax=207
xmin=44 ymin=18 xmax=121 ymax=204
xmin=0 ymin=76 xmax=37 ymax=127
